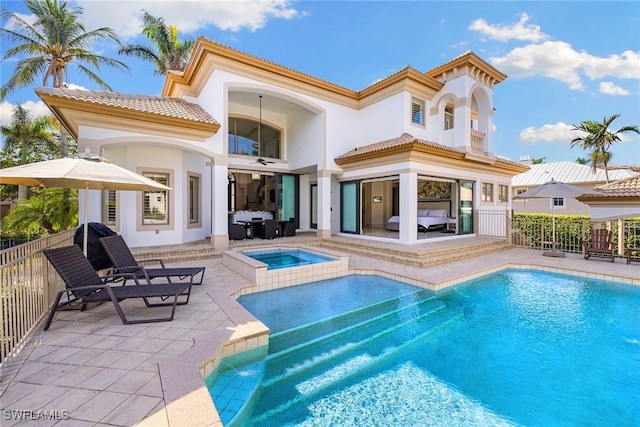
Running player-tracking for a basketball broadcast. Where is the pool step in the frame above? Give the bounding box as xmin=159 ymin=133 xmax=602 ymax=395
xmin=246 ymin=298 xmax=462 ymax=421
xmin=268 ymin=289 xmax=432 ymax=353
xmin=263 ymin=298 xmax=450 ymax=387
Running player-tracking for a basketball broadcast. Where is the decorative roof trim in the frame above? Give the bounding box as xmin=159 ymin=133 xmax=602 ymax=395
xmin=164 ymin=38 xmax=480 ymax=106
xmin=335 ymin=133 xmax=528 ymax=175
xmin=426 ymin=51 xmax=507 ymax=86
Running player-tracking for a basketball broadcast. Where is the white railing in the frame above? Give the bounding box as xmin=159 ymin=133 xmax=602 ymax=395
xmin=470 ymin=130 xmax=485 ymax=154
xmin=476 ymin=210 xmax=509 ymax=238
xmin=0 ymin=229 xmax=75 ymax=365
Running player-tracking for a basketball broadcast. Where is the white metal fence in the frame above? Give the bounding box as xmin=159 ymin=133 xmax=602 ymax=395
xmin=0 ymin=229 xmax=75 ymax=365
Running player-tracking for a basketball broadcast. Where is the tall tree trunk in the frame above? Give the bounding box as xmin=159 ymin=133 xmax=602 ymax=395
xmin=18 ymin=185 xmax=28 ymax=200
xmin=60 ymin=126 xmax=69 ymax=158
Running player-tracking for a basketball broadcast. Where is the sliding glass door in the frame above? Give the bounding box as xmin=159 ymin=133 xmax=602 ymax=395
xmin=459 ymin=181 xmax=474 ymax=234
xmin=310 ymin=183 xmax=317 ymax=229
xmin=341 ymin=181 xmax=360 ymax=234
xmin=276 ymin=173 xmax=298 ymax=227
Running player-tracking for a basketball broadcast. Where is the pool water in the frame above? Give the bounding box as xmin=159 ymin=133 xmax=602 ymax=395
xmin=243 ymin=248 xmax=335 ymax=270
xmin=209 ymin=271 xmax=640 ymax=426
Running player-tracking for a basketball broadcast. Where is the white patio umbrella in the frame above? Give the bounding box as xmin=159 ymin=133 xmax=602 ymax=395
xmin=513 ymin=179 xmax=599 ymax=257
xmin=0 ymin=154 xmax=171 ymax=255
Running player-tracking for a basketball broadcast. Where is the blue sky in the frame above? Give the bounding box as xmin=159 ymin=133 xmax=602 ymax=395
xmin=1 ymin=0 xmax=639 ymax=165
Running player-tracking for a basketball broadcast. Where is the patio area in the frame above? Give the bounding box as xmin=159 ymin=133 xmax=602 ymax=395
xmin=1 ymin=236 xmax=638 ymax=426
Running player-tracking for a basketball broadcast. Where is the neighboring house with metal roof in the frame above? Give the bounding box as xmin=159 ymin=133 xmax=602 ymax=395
xmin=36 ymin=37 xmax=528 ymax=249
xmin=576 ymin=175 xmax=640 ymax=220
xmin=511 ymin=162 xmax=639 ymax=216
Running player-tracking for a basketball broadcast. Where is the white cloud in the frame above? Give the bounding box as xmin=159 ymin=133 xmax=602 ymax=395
xmin=0 ymin=101 xmax=15 ymax=126
xmin=519 ymin=122 xmax=579 ymax=145
xmin=0 ymin=100 xmax=53 ymax=126
xmin=65 ymin=83 xmax=87 ymax=91
xmin=76 ymin=0 xmax=301 ymax=39
xmin=582 ymin=50 xmax=640 ymax=80
xmin=490 ymin=41 xmax=640 ymax=91
xmin=491 ymin=41 xmax=586 ymax=90
xmin=468 ymin=12 xmax=549 ymax=43
xmin=599 ymin=81 xmax=630 ymax=96
xmin=472 ymin=14 xmax=640 ymax=91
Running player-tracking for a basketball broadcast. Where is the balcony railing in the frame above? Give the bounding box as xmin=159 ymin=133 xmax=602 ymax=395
xmin=470 ymin=129 xmax=485 ymax=154
xmin=0 ymin=229 xmax=74 ymax=365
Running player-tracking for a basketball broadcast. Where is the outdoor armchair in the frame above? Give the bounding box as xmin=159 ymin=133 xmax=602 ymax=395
xmin=582 ymin=229 xmax=617 ymax=263
xmin=99 ymin=235 xmax=205 ymax=285
xmin=255 ymin=219 xmax=278 ymax=239
xmin=42 ymin=245 xmax=192 ymax=330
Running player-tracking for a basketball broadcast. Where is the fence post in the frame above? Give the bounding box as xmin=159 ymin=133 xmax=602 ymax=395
xmin=42 ymin=236 xmax=50 ymax=308
xmin=618 ymin=219 xmax=625 ymax=256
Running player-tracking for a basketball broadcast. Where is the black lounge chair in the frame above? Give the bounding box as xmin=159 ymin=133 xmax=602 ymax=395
xmin=99 ymin=235 xmax=205 ymax=285
xmin=42 ymin=245 xmax=192 ymax=330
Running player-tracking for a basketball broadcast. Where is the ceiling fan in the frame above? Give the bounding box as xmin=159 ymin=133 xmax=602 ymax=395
xmin=252 ymin=95 xmax=275 ymax=166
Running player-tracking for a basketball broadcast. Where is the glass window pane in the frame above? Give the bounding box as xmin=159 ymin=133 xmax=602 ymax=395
xmin=341 ymin=182 xmax=358 ymax=233
xmin=228 ymin=117 xmax=280 ymax=158
xmin=143 ymin=172 xmax=169 ymax=225
xmin=189 ymin=175 xmax=199 ymax=223
xmin=102 ymin=190 xmax=116 ymax=226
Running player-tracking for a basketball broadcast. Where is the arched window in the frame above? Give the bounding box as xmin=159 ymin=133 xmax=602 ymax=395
xmin=444 ymin=103 xmax=454 ymax=130
xmin=228 ymin=117 xmax=281 ymax=159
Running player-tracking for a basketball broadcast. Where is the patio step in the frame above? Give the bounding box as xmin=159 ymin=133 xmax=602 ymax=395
xmin=130 ymin=240 xmax=220 ymax=264
xmin=311 ymin=237 xmax=513 ymax=268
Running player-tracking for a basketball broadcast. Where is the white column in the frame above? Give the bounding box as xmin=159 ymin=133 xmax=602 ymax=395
xmin=454 ymin=98 xmax=472 ymax=150
xmin=298 ymin=174 xmax=310 ymax=229
xmin=317 ymin=171 xmax=332 ymax=239
xmin=210 ymin=159 xmax=229 ymax=250
xmin=399 ymin=172 xmax=418 ymax=244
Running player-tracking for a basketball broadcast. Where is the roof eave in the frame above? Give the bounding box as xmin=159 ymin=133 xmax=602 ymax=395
xmin=36 ymin=90 xmax=220 ymax=140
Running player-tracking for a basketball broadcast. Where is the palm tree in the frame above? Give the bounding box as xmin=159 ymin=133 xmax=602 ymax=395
xmin=532 ymin=157 xmax=546 ymax=164
xmin=1 ymin=105 xmax=57 ymax=199
xmin=575 ymin=157 xmax=590 ymax=165
xmin=571 ymin=114 xmax=640 ymax=183
xmin=1 ymin=187 xmax=78 ymax=238
xmin=0 ymin=0 xmax=128 ymax=157
xmin=118 ymin=10 xmax=195 ymax=75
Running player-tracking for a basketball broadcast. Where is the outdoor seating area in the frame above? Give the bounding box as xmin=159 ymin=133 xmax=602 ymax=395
xmin=42 ymin=245 xmax=193 ymax=330
xmin=229 ymin=215 xmax=297 ymax=240
xmin=100 ymin=235 xmax=206 ymax=285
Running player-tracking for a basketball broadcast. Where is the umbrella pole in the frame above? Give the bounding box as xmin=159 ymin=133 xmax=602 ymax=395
xmin=83 ymin=186 xmax=89 ymax=256
xmin=543 ymin=198 xmax=565 ymax=258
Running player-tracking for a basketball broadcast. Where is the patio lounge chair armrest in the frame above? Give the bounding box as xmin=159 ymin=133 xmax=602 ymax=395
xmin=136 ymin=258 xmax=166 ymax=268
xmin=102 ymin=270 xmax=147 ymax=286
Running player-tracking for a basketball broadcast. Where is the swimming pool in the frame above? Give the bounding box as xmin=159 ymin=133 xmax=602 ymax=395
xmin=242 ymin=248 xmax=335 ymax=270
xmin=208 ymin=271 xmax=640 ymax=426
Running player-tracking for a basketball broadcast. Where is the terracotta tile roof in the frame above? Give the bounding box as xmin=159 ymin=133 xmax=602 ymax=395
xmin=34 ymin=87 xmax=219 ymax=126
xmin=605 ymin=165 xmax=640 ymax=172
xmin=335 ymin=133 xmax=456 ymax=160
xmin=592 ymin=175 xmax=640 ymax=197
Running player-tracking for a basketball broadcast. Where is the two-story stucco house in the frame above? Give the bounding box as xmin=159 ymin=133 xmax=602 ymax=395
xmin=35 ymin=37 xmax=528 ymax=251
